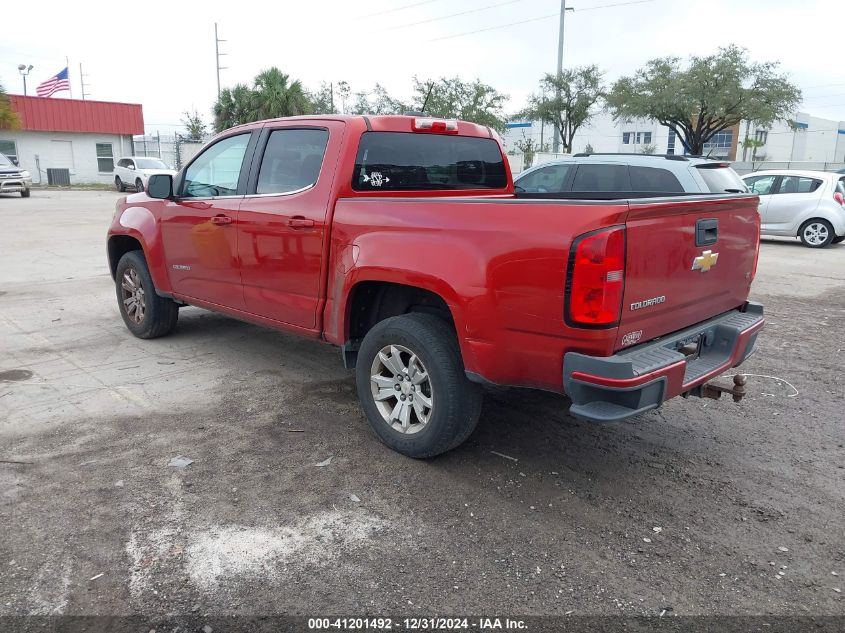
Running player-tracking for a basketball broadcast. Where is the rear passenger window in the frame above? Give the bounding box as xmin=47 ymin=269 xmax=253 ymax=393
xmin=570 ymin=164 xmax=629 ymax=192
xmin=777 ymin=176 xmax=821 ymax=194
xmin=256 ymin=128 xmax=329 ymax=195
xmin=515 ymin=164 xmax=573 ymax=192
xmin=629 ymin=166 xmax=684 ymax=193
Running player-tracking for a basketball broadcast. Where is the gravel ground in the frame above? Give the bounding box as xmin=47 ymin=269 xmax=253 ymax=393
xmin=0 ymin=190 xmax=843 ymax=624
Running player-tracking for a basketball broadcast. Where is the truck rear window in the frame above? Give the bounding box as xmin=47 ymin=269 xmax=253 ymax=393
xmin=352 ymin=132 xmax=507 ymax=191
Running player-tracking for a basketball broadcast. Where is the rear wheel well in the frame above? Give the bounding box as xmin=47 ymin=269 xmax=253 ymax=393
xmin=108 ymin=236 xmax=143 ymax=279
xmin=343 ymin=281 xmax=456 ymax=369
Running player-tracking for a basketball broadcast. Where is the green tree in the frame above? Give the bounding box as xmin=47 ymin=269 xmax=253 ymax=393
xmin=410 ymin=76 xmax=509 ymax=132
xmin=520 ymin=66 xmax=605 ymax=153
xmin=513 ymin=136 xmax=548 ymax=168
xmin=640 ymin=143 xmax=656 ymax=155
xmin=606 ymin=45 xmax=801 ymax=156
xmin=181 ymin=108 xmax=206 ymax=140
xmin=212 ymin=83 xmax=254 ymax=132
xmin=349 ymin=84 xmax=408 ymax=115
xmin=0 ymin=83 xmax=19 ymax=130
xmin=212 ymin=68 xmax=312 ymax=132
xmin=309 ymin=82 xmax=336 ymax=114
xmin=251 ymin=68 xmax=311 ymax=120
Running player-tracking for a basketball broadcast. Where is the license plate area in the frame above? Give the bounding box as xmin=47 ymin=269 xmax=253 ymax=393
xmin=674 ymin=333 xmax=703 ymax=361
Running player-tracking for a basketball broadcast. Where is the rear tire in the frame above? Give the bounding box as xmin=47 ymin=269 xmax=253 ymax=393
xmin=20 ymin=189 xmax=30 ymax=198
xmin=355 ymin=313 xmax=482 ymax=458
xmin=135 ymin=178 xmax=145 ymax=193
xmin=115 ymin=250 xmax=178 ymax=339
xmin=798 ymin=219 xmax=834 ymax=248
xmin=832 ymin=236 xmax=845 ymax=244
xmin=115 ymin=177 xmax=125 ymax=192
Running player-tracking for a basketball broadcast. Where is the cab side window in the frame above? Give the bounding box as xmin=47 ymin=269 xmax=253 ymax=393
xmin=570 ymin=164 xmax=629 ymax=192
xmin=516 ymin=164 xmax=572 ymax=193
xmin=256 ymin=128 xmax=330 ymax=195
xmin=745 ymin=175 xmax=778 ymax=195
xmin=183 ymin=133 xmax=250 ymax=198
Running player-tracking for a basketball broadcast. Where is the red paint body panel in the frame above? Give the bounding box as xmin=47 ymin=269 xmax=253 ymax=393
xmin=616 ymin=196 xmax=760 ymax=350
xmin=106 ymin=114 xmax=762 ymax=397
xmin=10 ymin=95 xmax=143 ymax=135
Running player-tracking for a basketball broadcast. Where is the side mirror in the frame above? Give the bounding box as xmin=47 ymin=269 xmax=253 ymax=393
xmin=147 ymin=174 xmax=173 ymax=199
xmin=127 ymin=164 xmax=135 ymax=170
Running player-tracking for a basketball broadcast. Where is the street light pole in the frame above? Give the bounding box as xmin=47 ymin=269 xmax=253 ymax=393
xmin=18 ymin=64 xmax=33 ymax=96
xmin=553 ymin=1 xmax=573 ymax=154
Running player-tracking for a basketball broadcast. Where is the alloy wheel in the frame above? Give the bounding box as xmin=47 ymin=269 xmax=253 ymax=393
xmin=803 ymin=222 xmax=829 ymax=246
xmin=121 ymin=268 xmax=146 ymax=324
xmin=370 ymin=344 xmax=434 ymax=434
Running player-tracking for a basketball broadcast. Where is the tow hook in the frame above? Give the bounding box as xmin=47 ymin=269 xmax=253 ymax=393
xmin=701 ymin=374 xmax=747 ymax=402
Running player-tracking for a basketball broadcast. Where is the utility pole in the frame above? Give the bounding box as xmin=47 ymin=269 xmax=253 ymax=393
xmin=553 ymin=0 xmax=574 ymax=154
xmin=215 ymin=23 xmax=228 ymax=97
xmin=79 ymin=63 xmax=91 ymax=100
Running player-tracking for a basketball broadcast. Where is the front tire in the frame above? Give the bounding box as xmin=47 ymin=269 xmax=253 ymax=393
xmin=20 ymin=189 xmax=30 ymax=198
xmin=115 ymin=177 xmax=126 ymax=192
xmin=798 ymin=219 xmax=834 ymax=248
xmin=355 ymin=313 xmax=482 ymax=458
xmin=832 ymin=236 xmax=845 ymax=244
xmin=115 ymin=250 xmax=178 ymax=339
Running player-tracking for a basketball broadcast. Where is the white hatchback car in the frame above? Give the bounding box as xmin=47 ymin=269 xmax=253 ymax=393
xmin=114 ymin=157 xmax=176 ymax=193
xmin=742 ymin=170 xmax=845 ymax=248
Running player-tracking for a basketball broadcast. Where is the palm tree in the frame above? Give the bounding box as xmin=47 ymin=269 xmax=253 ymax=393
xmin=250 ymin=68 xmax=311 ymax=120
xmin=212 ymin=83 xmax=253 ymax=132
xmin=0 ymin=83 xmax=19 ymax=129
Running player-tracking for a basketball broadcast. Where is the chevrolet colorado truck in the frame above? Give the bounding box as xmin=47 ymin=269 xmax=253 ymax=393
xmin=106 ymin=115 xmax=764 ymax=458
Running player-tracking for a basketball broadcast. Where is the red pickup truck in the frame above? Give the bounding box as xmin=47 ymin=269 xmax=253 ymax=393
xmin=107 ymin=115 xmax=764 ymax=457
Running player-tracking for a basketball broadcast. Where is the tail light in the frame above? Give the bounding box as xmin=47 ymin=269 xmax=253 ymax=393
xmin=834 ymin=192 xmax=844 ymax=206
xmin=412 ymin=118 xmax=459 ymax=134
xmin=566 ymin=227 xmax=626 ymax=327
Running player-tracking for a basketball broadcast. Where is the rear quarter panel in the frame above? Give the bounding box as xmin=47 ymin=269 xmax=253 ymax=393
xmin=327 ymin=197 xmax=628 ymax=390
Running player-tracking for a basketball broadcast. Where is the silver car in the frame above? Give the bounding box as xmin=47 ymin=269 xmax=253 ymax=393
xmin=742 ymin=170 xmax=845 ymax=248
xmin=0 ymin=153 xmax=32 ymax=198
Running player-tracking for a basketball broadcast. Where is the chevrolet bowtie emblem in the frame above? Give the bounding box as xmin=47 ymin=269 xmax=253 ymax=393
xmin=692 ymin=250 xmax=719 ymax=272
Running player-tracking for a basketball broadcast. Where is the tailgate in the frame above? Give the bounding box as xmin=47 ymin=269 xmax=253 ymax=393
xmin=616 ymin=195 xmax=759 ymax=350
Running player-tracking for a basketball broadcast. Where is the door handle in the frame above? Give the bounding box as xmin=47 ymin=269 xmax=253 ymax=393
xmin=287 ymin=216 xmax=315 ymax=229
xmin=211 ymin=214 xmax=233 ymax=226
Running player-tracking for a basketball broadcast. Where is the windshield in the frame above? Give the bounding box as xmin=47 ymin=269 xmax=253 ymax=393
xmin=0 ymin=154 xmax=13 ymax=167
xmin=695 ymin=164 xmax=747 ymax=193
xmin=135 ymin=158 xmax=168 ymax=169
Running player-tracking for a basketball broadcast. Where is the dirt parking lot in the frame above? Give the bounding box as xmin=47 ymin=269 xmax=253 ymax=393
xmin=1 ymin=190 xmax=843 ymax=624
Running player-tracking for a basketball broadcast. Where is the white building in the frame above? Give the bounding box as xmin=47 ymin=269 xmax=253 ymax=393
xmin=0 ymin=95 xmax=143 ymax=185
xmin=503 ymin=110 xmax=845 ymax=170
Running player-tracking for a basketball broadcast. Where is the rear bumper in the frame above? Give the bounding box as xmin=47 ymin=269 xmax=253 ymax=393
xmin=563 ymin=302 xmax=764 ymax=423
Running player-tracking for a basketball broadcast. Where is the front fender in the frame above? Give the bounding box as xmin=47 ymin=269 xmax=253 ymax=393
xmin=109 ymin=204 xmax=173 ymax=295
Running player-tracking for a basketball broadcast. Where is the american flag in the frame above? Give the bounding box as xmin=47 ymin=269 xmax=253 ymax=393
xmin=36 ymin=67 xmax=70 ymax=98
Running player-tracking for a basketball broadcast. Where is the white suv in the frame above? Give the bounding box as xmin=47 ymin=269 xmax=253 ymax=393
xmin=114 ymin=157 xmax=176 ymax=193
xmin=742 ymin=170 xmax=845 ymax=248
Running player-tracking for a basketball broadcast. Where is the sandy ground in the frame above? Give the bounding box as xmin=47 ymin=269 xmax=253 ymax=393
xmin=0 ymin=190 xmax=843 ymax=621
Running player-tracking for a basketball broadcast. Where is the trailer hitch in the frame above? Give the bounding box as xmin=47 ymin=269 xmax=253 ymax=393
xmin=700 ymin=374 xmax=747 ymax=402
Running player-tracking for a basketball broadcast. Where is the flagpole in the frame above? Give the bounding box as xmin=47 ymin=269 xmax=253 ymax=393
xmin=66 ymin=56 xmax=73 ymax=98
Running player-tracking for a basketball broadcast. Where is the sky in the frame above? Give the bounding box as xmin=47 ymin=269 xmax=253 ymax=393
xmin=2 ymin=0 xmax=844 ymax=135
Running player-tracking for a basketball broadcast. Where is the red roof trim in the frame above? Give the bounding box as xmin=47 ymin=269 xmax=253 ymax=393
xmin=8 ymin=95 xmax=144 ymax=135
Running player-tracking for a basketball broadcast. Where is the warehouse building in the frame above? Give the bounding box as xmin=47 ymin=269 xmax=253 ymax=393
xmin=0 ymin=95 xmax=144 ymax=185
